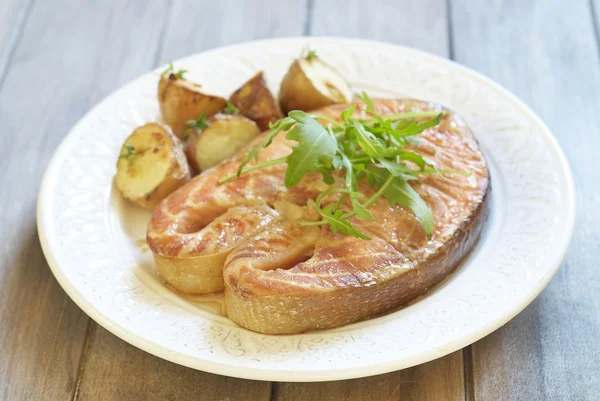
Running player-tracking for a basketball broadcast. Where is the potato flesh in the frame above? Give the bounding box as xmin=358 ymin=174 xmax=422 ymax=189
xmin=187 ymin=115 xmax=260 ymax=171
xmin=117 ymin=132 xmax=171 ymax=197
xmin=116 ymin=123 xmax=190 ymax=208
xmin=299 ymin=57 xmax=352 ymax=103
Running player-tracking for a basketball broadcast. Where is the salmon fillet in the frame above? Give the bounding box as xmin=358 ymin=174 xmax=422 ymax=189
xmin=147 ymin=99 xmax=490 ymax=334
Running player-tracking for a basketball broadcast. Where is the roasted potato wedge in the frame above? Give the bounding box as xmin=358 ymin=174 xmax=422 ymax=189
xmin=186 ymin=114 xmax=260 ymax=172
xmin=229 ymin=72 xmax=282 ymax=131
xmin=158 ymin=74 xmax=227 ymax=138
xmin=279 ymin=53 xmax=352 ymax=114
xmin=116 ymin=123 xmax=190 ymax=209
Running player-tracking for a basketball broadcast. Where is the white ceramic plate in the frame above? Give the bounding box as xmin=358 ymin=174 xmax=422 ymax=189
xmin=37 ymin=38 xmax=574 ymax=382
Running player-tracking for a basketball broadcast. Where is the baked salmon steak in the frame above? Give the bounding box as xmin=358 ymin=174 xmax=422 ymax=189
xmin=147 ymin=98 xmax=490 ymax=334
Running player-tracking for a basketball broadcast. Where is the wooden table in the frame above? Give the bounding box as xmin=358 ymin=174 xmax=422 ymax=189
xmin=1 ymin=0 xmax=598 ymax=399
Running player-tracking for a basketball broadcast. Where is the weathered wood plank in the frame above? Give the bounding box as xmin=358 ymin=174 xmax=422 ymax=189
xmin=76 ymin=1 xmax=306 ymax=399
xmin=156 ymin=0 xmax=308 ymax=64
xmin=310 ymin=0 xmax=449 ymax=56
xmin=0 ymin=1 xmax=170 ymax=400
xmin=275 ymin=2 xmax=464 ymax=400
xmin=0 ymin=0 xmax=32 ymax=83
xmin=593 ymin=0 xmax=600 ymax=47
xmin=451 ymin=0 xmax=600 ymax=400
xmin=77 ymin=326 xmax=270 ymax=401
xmin=274 ymin=352 xmax=465 ymax=401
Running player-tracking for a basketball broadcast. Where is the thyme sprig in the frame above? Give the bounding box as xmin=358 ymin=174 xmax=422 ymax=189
xmin=184 ymin=113 xmax=210 ymax=138
xmin=161 ymin=62 xmax=187 ymax=79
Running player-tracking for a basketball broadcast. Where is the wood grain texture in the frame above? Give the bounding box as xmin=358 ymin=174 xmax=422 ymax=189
xmin=310 ymin=0 xmax=449 ymax=56
xmin=274 ymin=352 xmax=465 ymax=401
xmin=451 ymin=0 xmax=600 ymax=400
xmin=0 ymin=1 xmax=168 ymax=400
xmin=273 ymin=2 xmax=464 ymax=400
xmin=74 ymin=1 xmax=306 ymax=400
xmin=76 ymin=326 xmax=270 ymax=401
xmin=0 ymin=0 xmax=32 ymax=84
xmin=1 ymin=1 xmax=597 ymax=400
xmin=593 ymin=0 xmax=600 ymax=51
xmin=156 ymin=0 xmax=308 ymax=64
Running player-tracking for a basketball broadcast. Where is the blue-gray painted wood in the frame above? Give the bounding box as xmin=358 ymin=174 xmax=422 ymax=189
xmin=593 ymin=0 xmax=600 ymax=53
xmin=310 ymin=0 xmax=449 ymax=57
xmin=0 ymin=1 xmax=169 ymax=400
xmin=451 ymin=0 xmax=600 ymax=400
xmin=78 ymin=325 xmax=272 ymax=401
xmin=0 ymin=0 xmax=599 ymax=399
xmin=156 ymin=0 xmax=308 ymax=64
xmin=0 ymin=0 xmax=33 ymax=86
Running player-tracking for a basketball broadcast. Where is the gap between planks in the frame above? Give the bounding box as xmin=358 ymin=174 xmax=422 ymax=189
xmin=71 ymin=320 xmax=98 ymax=401
xmin=0 ymin=0 xmax=34 ymax=90
xmin=463 ymin=346 xmax=475 ymax=401
xmin=447 ymin=1 xmax=473 ymax=400
xmin=591 ymin=0 xmax=600 ymax=60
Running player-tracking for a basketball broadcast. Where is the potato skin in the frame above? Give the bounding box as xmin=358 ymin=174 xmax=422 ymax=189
xmin=279 ymin=59 xmax=348 ymax=114
xmin=229 ymin=71 xmax=282 ymax=131
xmin=116 ymin=123 xmax=191 ymax=209
xmin=185 ymin=129 xmax=202 ymax=174
xmin=158 ymin=74 xmax=226 ymax=138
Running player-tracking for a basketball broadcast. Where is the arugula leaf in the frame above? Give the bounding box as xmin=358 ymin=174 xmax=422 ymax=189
xmin=342 ymin=155 xmax=358 ymax=191
xmin=352 ymin=121 xmax=386 ymax=158
xmin=223 ymin=95 xmax=448 ymax=239
xmin=311 ymin=189 xmax=370 ymax=239
xmin=284 ymin=111 xmax=338 ymax=187
xmin=357 ymin=92 xmax=381 ymax=122
xmin=366 ymin=166 xmax=434 ymax=236
xmin=351 ymin=196 xmax=375 ymax=221
xmin=379 ymin=149 xmax=432 ymax=171
xmin=398 ymin=150 xmax=431 ymax=169
xmin=389 ymin=113 xmax=442 ymax=138
xmin=235 ymin=117 xmax=295 ymax=176
xmin=320 ymin=204 xmax=371 ymax=240
xmin=376 ymin=159 xmax=418 ymax=180
xmin=341 ymin=104 xmax=356 ymax=125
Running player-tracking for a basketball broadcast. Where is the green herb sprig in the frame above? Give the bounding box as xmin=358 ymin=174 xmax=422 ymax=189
xmin=184 ymin=114 xmax=210 ymax=138
xmin=118 ymin=144 xmax=138 ymax=166
xmin=224 ymin=101 xmax=240 ymax=115
xmin=218 ymin=92 xmax=449 ymax=239
xmin=119 ymin=144 xmax=135 ymax=159
xmin=300 ymin=47 xmax=318 ymax=61
xmin=161 ymin=62 xmax=188 ymax=79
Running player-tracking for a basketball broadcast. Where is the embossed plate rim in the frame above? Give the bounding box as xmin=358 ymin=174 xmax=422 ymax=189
xmin=37 ymin=37 xmax=575 ymax=381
